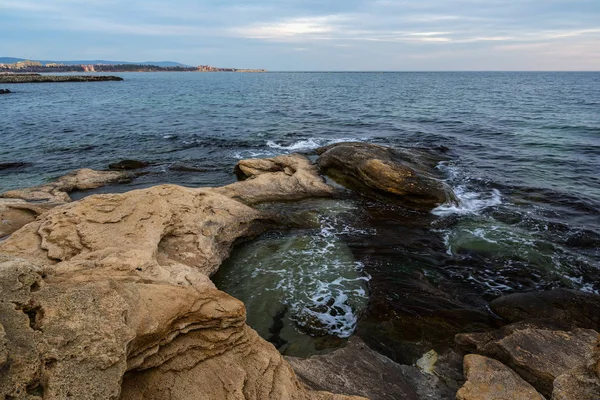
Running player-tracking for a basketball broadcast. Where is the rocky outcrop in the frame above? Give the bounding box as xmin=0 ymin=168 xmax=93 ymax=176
xmin=0 ymin=199 xmax=59 ymax=238
xmin=287 ymin=338 xmax=457 ymax=400
xmin=490 ymin=289 xmax=600 ymax=331
xmin=0 ymin=75 xmax=123 ymax=83
xmin=456 ymin=326 xmax=598 ymax=397
xmin=1 ymin=168 xmax=131 ymax=203
xmin=0 ymin=154 xmax=363 ymax=399
xmin=456 ymin=354 xmax=545 ymax=400
xmin=316 ymin=142 xmax=456 ymax=211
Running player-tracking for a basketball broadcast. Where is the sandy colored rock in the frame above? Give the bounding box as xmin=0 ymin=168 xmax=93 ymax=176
xmin=0 ymin=198 xmax=60 ymax=238
xmin=456 ymin=354 xmax=545 ymax=400
xmin=0 ymin=155 xmax=363 ymax=400
xmin=316 ymin=142 xmax=456 ymax=211
xmin=222 ymin=154 xmax=336 ymax=204
xmin=1 ymin=168 xmax=131 ymax=203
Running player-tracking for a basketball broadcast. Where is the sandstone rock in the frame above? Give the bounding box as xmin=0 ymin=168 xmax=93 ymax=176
xmin=551 ymin=365 xmax=600 ymax=400
xmin=287 ymin=337 xmax=456 ymax=400
xmin=456 ymin=354 xmax=545 ymax=400
xmin=551 ymin=333 xmax=600 ymax=400
xmin=220 ymin=154 xmax=335 ymax=204
xmin=316 ymin=142 xmax=456 ymax=211
xmin=108 ymin=160 xmax=149 ymax=170
xmin=456 ymin=326 xmax=599 ymax=397
xmin=1 ymin=168 xmax=131 ymax=202
xmin=0 ymin=155 xmax=360 ymax=399
xmin=0 ymin=199 xmax=59 ymax=238
xmin=490 ymin=289 xmax=600 ymax=331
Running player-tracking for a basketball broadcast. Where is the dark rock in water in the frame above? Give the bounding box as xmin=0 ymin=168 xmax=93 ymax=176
xmin=287 ymin=337 xmax=457 ymax=400
xmin=108 ymin=159 xmax=149 ymax=170
xmin=490 ymin=289 xmax=600 ymax=331
xmin=0 ymin=162 xmax=31 ymax=171
xmin=0 ymin=89 xmax=11 ymax=94
xmin=316 ymin=142 xmax=457 ymax=211
xmin=0 ymin=75 xmax=122 ymax=84
xmin=168 ymin=162 xmax=206 ymax=172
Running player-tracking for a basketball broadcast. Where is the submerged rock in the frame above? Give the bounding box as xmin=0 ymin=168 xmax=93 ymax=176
xmin=0 ymin=154 xmax=361 ymax=399
xmin=1 ymin=168 xmax=131 ymax=202
xmin=490 ymin=289 xmax=600 ymax=331
xmin=108 ymin=159 xmax=149 ymax=170
xmin=316 ymin=142 xmax=457 ymax=211
xmin=0 ymin=161 xmax=30 ymax=170
xmin=456 ymin=354 xmax=545 ymax=400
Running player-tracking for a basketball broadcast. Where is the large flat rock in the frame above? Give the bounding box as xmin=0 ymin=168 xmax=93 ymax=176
xmin=456 ymin=354 xmax=545 ymax=400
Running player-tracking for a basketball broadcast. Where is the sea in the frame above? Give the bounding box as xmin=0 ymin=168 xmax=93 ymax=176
xmin=1 ymin=72 xmax=599 ymax=361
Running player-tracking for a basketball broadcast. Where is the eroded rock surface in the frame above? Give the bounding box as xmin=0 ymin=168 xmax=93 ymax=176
xmin=456 ymin=322 xmax=599 ymax=397
xmin=456 ymin=354 xmax=545 ymax=400
xmin=316 ymin=142 xmax=456 ymax=211
xmin=0 ymin=199 xmax=60 ymax=238
xmin=0 ymin=154 xmax=363 ymax=400
xmin=287 ymin=338 xmax=457 ymax=400
xmin=1 ymin=168 xmax=131 ymax=203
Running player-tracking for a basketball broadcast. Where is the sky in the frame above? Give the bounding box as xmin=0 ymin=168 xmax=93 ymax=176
xmin=1 ymin=0 xmax=599 ymax=70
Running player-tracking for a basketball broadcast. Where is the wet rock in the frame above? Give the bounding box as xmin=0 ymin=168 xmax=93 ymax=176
xmin=0 ymin=161 xmax=31 ymax=170
xmin=168 ymin=162 xmax=206 ymax=172
xmin=287 ymin=337 xmax=456 ymax=400
xmin=490 ymin=289 xmax=600 ymax=331
xmin=456 ymin=354 xmax=545 ymax=400
xmin=456 ymin=326 xmax=598 ymax=397
xmin=316 ymin=142 xmax=457 ymax=211
xmin=0 ymin=89 xmax=11 ymax=94
xmin=108 ymin=159 xmax=149 ymax=170
xmin=1 ymin=168 xmax=131 ymax=202
xmin=0 ymin=155 xmax=356 ymax=400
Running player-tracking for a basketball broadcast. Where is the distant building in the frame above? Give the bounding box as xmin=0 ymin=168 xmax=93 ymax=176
xmin=82 ymin=64 xmax=96 ymax=72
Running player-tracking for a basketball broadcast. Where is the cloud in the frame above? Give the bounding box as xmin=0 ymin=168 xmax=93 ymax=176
xmin=0 ymin=0 xmax=599 ymax=69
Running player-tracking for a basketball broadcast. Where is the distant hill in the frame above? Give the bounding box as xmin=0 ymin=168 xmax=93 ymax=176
xmin=0 ymin=57 xmax=192 ymax=67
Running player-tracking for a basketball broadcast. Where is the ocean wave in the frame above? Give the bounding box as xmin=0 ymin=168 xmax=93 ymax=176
xmin=266 ymin=137 xmax=362 ymax=151
xmin=432 ymin=187 xmax=502 ymax=216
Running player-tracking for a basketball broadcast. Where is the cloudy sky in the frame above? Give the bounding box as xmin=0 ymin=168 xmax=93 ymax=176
xmin=1 ymin=0 xmax=599 ymax=70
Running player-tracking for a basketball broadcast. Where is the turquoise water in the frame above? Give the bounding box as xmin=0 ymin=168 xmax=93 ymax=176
xmin=2 ymin=72 xmax=599 ymax=360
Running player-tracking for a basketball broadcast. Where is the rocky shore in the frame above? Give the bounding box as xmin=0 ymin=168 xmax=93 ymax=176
xmin=0 ymin=142 xmax=598 ymax=399
xmin=0 ymin=74 xmax=123 ymax=83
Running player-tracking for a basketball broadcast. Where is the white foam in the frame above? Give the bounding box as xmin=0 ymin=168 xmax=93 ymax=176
xmin=266 ymin=137 xmax=363 ymax=152
xmin=432 ymin=187 xmax=502 ymax=216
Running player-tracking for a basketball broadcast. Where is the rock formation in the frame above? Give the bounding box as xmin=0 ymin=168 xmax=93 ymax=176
xmin=316 ymin=142 xmax=457 ymax=211
xmin=455 ymin=290 xmax=600 ymax=400
xmin=1 ymin=168 xmax=131 ymax=203
xmin=0 ymin=154 xmax=363 ymax=400
xmin=287 ymin=338 xmax=457 ymax=400
xmin=457 ymin=355 xmax=544 ymax=400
